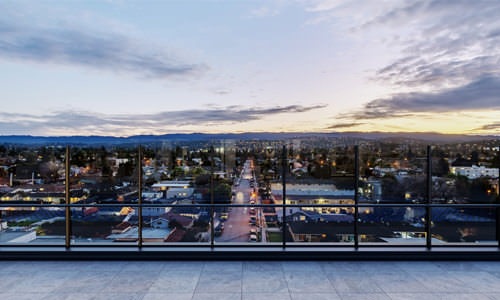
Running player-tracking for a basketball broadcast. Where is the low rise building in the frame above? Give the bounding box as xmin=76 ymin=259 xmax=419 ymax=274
xmin=450 ymin=165 xmax=499 ymax=179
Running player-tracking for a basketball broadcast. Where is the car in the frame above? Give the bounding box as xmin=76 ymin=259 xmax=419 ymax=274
xmin=249 ymin=233 xmax=258 ymax=242
xmin=249 ymin=199 xmax=256 ymax=205
xmin=220 ymin=212 xmax=229 ymax=220
xmin=249 ymin=216 xmax=257 ymax=224
xmin=249 ymin=228 xmax=257 ymax=235
xmin=249 ymin=207 xmax=256 ymax=215
xmin=214 ymin=222 xmax=225 ymax=236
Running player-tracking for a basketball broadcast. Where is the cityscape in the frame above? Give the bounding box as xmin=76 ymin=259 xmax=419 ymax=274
xmin=1 ymin=135 xmax=498 ymax=246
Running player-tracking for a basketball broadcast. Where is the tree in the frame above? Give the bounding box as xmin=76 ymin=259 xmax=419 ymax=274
xmin=213 ymin=182 xmax=232 ymax=204
xmin=491 ymin=153 xmax=500 ymax=168
xmin=71 ymin=148 xmax=88 ymax=167
xmin=195 ymin=174 xmax=210 ymax=186
xmin=116 ymin=161 xmax=134 ymax=178
xmin=39 ymin=161 xmax=61 ymax=183
xmin=433 ymin=158 xmax=450 ymax=177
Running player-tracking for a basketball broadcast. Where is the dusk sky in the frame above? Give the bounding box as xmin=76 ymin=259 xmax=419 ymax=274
xmin=1 ymin=0 xmax=500 ymax=136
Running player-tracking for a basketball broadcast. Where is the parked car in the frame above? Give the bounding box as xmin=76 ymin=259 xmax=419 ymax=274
xmin=214 ymin=222 xmax=225 ymax=236
xmin=249 ymin=233 xmax=258 ymax=242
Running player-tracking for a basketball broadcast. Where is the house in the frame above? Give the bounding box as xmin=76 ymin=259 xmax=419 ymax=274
xmin=161 ymin=211 xmax=194 ymax=228
xmin=164 ymin=227 xmax=186 ymax=242
xmin=147 ymin=218 xmax=169 ymax=229
xmin=287 ymin=221 xmax=342 ymax=242
xmin=287 ymin=210 xmax=354 ymax=223
xmin=112 ymin=222 xmax=132 ymax=234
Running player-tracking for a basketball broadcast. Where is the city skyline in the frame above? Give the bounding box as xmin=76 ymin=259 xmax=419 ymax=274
xmin=1 ymin=0 xmax=500 ymax=136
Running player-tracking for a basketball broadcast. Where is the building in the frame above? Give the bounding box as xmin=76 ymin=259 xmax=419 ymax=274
xmin=450 ymin=165 xmax=499 ymax=179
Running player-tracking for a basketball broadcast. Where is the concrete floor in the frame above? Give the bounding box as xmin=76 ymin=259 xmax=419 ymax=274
xmin=1 ymin=260 xmax=500 ymax=299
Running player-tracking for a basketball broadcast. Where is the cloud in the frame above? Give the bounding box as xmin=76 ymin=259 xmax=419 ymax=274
xmin=303 ymin=0 xmax=345 ymax=12
xmin=0 ymin=104 xmax=327 ymax=135
xmin=249 ymin=6 xmax=280 ymax=18
xmin=326 ymin=122 xmax=364 ymax=129
xmin=0 ymin=11 xmax=207 ymax=79
xmin=342 ymin=76 xmax=500 ymax=120
xmin=474 ymin=123 xmax=500 ymax=131
xmin=362 ymin=0 xmax=500 ymax=89
xmin=213 ymin=89 xmax=231 ymax=95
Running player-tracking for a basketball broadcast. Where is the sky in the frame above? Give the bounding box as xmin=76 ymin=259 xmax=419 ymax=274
xmin=1 ymin=0 xmax=500 ymax=136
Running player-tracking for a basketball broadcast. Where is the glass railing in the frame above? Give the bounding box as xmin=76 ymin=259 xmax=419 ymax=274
xmin=0 ymin=141 xmax=498 ymax=249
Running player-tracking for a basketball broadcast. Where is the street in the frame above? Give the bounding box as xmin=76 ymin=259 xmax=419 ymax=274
xmin=214 ymin=160 xmax=261 ymax=243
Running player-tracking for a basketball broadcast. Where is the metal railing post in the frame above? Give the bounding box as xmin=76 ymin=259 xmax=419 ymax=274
xmin=354 ymin=145 xmax=359 ymax=249
xmin=65 ymin=145 xmax=71 ymax=249
xmin=210 ymin=145 xmax=215 ymax=249
xmin=426 ymin=145 xmax=432 ymax=250
xmin=282 ymin=145 xmax=287 ymax=249
xmin=138 ymin=146 xmax=143 ymax=249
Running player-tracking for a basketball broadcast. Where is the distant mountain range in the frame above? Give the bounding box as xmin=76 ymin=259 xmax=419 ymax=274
xmin=0 ymin=132 xmax=497 ymax=145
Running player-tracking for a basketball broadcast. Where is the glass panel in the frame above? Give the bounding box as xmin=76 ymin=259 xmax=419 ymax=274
xmin=210 ymin=140 xmax=273 ymax=245
xmin=70 ymin=205 xmax=137 ymax=244
xmin=359 ymin=143 xmax=428 ymax=205
xmin=140 ymin=141 xmax=209 ymax=244
xmin=282 ymin=142 xmax=355 ymax=245
xmin=431 ymin=206 xmax=496 ymax=245
xmin=433 ymin=145 xmax=499 ymax=204
xmin=208 ymin=140 xmax=283 ymax=245
xmin=0 ymin=206 xmax=64 ymax=245
xmin=285 ymin=205 xmax=354 ymax=244
xmin=0 ymin=145 xmax=67 ymax=245
xmin=359 ymin=206 xmax=426 ymax=245
xmin=71 ymin=146 xmax=139 ymax=245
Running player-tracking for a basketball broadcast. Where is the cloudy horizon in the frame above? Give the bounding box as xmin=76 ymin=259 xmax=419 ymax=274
xmin=1 ymin=0 xmax=499 ymax=136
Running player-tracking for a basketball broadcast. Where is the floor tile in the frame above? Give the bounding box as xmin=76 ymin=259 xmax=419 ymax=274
xmin=53 ymin=271 xmax=116 ymax=293
xmin=121 ymin=261 xmax=167 ymax=272
xmin=242 ymin=270 xmax=288 ymax=293
xmin=291 ymin=292 xmax=341 ymax=300
xmin=412 ymin=272 xmax=476 ymax=293
xmin=143 ymin=292 xmax=193 ymax=300
xmin=447 ymin=271 xmax=500 ymax=292
xmin=90 ymin=293 xmax=145 ymax=300
xmin=339 ymin=293 xmax=391 ymax=300
xmin=149 ymin=270 xmax=200 ymax=293
xmin=470 ymin=262 xmax=500 ymax=272
xmin=394 ymin=261 xmax=443 ymax=273
xmin=0 ymin=293 xmax=51 ymax=300
xmin=161 ymin=261 xmax=205 ymax=272
xmin=195 ymin=271 xmax=242 ymax=293
xmin=281 ymin=261 xmax=323 ymax=272
xmin=243 ymin=293 xmax=291 ymax=300
xmin=244 ymin=261 xmax=283 ymax=272
xmin=434 ymin=262 xmax=482 ymax=272
xmin=284 ymin=272 xmax=335 ymax=293
xmin=387 ymin=293 xmax=492 ymax=300
xmin=101 ymin=271 xmax=158 ymax=293
xmin=371 ymin=273 xmax=429 ymax=293
xmin=203 ymin=261 xmax=242 ymax=273
xmin=326 ymin=272 xmax=383 ymax=293
xmin=41 ymin=293 xmax=97 ymax=300
xmin=192 ymin=293 xmax=241 ymax=300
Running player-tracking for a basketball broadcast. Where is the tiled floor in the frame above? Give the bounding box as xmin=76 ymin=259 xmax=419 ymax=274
xmin=1 ymin=260 xmax=500 ymax=299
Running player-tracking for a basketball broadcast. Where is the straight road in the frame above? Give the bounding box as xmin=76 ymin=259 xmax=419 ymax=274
xmin=214 ymin=160 xmax=258 ymax=243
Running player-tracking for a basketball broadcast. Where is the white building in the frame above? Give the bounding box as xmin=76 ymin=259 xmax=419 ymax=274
xmin=450 ymin=165 xmax=499 ymax=179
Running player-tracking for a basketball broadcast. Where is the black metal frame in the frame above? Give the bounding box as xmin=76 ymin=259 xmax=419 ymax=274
xmin=1 ymin=144 xmax=500 ymax=259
